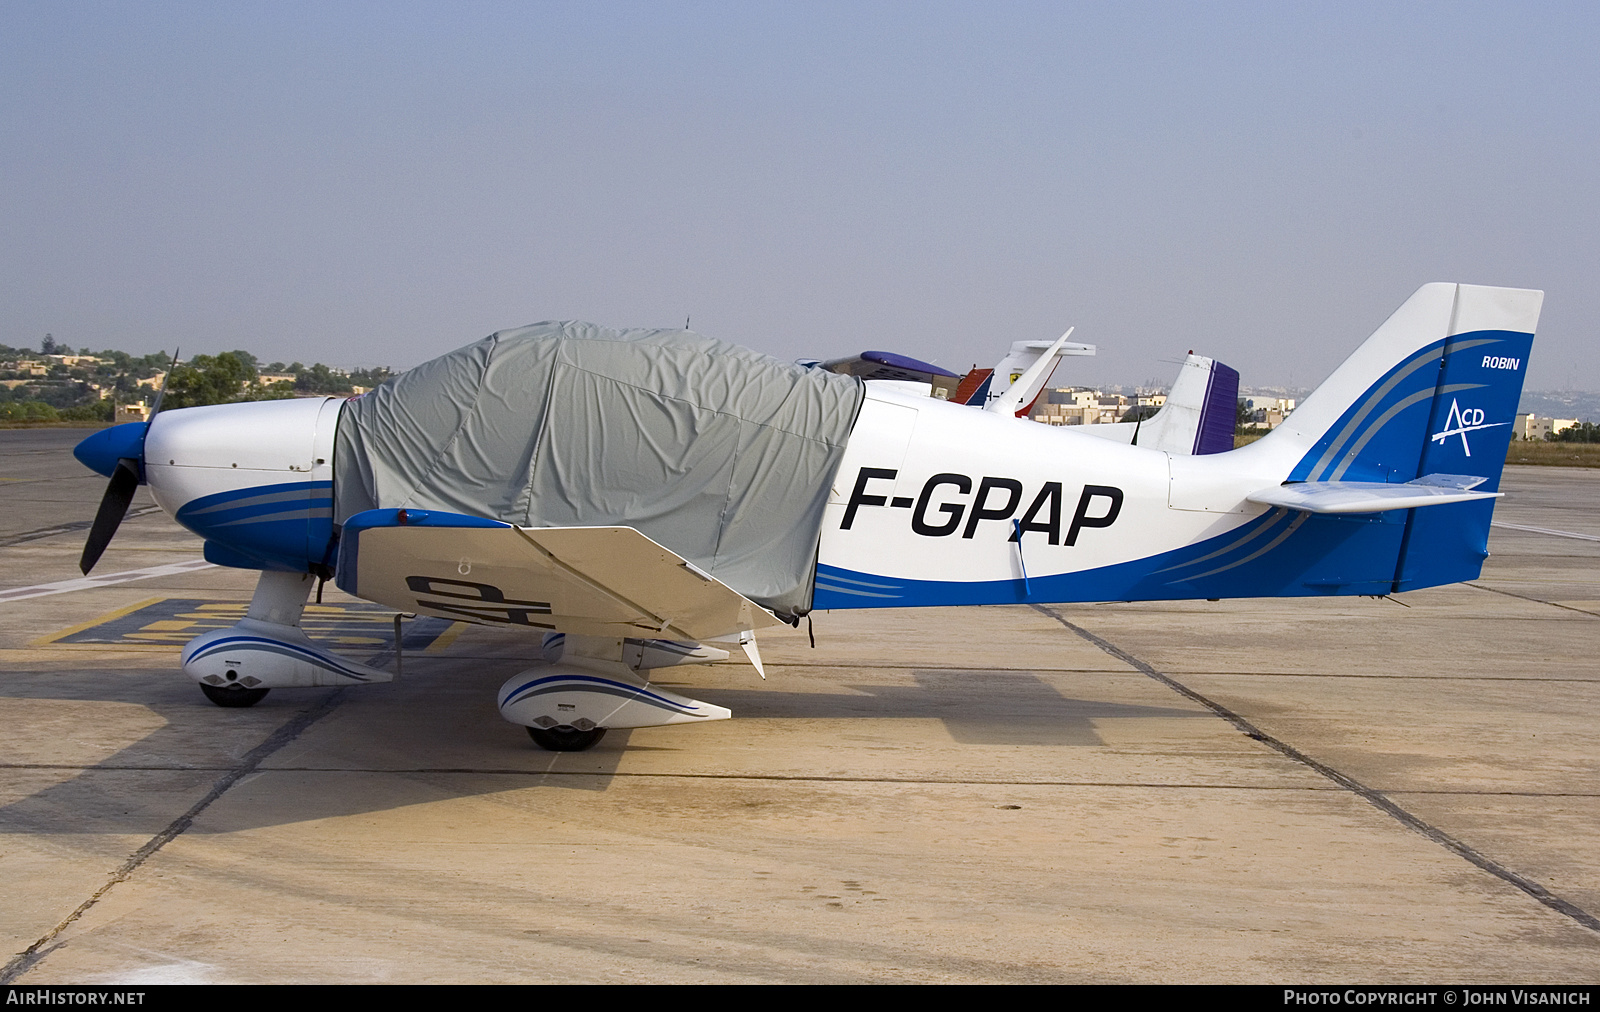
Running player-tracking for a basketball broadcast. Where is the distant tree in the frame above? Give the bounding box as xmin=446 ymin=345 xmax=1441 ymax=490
xmin=40 ymin=334 xmax=58 ymax=355
xmin=160 ymin=352 xmax=257 ymax=408
xmin=293 ymin=362 xmax=352 ymax=394
xmin=1234 ymin=397 xmax=1272 ymax=435
xmin=348 ymin=365 xmax=394 ymax=388
xmin=0 ymin=400 xmax=59 ymax=422
xmin=60 ymin=399 xmax=113 ymax=422
xmin=1551 ymin=421 xmax=1600 ymax=444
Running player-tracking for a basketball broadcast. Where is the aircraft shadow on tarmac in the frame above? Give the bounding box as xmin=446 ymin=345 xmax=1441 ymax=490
xmin=694 ymin=670 xmax=1204 ymax=747
xmin=0 ymin=659 xmax=1205 ymax=836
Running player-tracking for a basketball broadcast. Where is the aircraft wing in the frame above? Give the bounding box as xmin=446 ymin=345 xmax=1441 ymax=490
xmin=336 ymin=509 xmax=782 ymax=641
xmin=1246 ymin=475 xmax=1501 ymax=514
xmin=807 ymin=350 xmax=962 ymax=400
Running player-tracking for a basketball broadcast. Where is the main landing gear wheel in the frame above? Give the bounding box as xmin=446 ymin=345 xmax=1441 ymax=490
xmin=200 ymin=684 xmax=271 ymax=708
xmin=527 ymin=725 xmax=607 ymax=752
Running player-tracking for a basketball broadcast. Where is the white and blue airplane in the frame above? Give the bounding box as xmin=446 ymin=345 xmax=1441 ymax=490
xmin=72 ymin=283 xmax=1540 ymax=751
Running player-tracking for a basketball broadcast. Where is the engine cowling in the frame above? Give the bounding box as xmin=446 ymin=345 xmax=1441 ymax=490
xmin=144 ymin=397 xmax=345 ymax=572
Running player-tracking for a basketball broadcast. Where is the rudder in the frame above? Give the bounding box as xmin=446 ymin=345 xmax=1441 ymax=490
xmin=1392 ymin=285 xmax=1541 ymax=590
xmin=1245 ymin=283 xmax=1541 ymax=592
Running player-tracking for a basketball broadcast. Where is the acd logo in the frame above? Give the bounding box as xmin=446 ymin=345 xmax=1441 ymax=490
xmin=1430 ymin=398 xmax=1506 ymax=457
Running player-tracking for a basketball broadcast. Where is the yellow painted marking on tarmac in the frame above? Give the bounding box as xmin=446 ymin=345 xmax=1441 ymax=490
xmin=425 ymin=621 xmax=469 ymax=653
xmin=33 ymin=597 xmax=460 ymax=653
xmin=23 ymin=643 xmax=177 ymax=653
xmin=30 ymin=596 xmax=167 ymax=646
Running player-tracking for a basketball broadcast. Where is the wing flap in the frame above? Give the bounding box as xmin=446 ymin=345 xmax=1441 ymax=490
xmin=1246 ymin=474 xmax=1501 ymax=514
xmin=338 ymin=509 xmax=780 ymax=640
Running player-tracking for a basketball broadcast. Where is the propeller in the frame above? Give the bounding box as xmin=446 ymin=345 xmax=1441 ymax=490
xmin=79 ymin=458 xmax=140 ymax=573
xmin=73 ymin=351 xmax=179 ymax=574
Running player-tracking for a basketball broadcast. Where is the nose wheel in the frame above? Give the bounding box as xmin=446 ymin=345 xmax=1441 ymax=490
xmin=200 ymin=684 xmax=271 ymax=708
xmin=526 ymin=725 xmax=607 ymax=752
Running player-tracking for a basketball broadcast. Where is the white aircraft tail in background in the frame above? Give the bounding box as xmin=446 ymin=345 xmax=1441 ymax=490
xmin=1076 ymin=352 xmax=1241 ymax=455
xmin=951 ymin=335 xmax=1097 ymax=415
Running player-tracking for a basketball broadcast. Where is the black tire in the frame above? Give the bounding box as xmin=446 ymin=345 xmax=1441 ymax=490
xmin=526 ymin=724 xmax=607 ymax=752
xmin=200 ymin=683 xmax=271 ymax=708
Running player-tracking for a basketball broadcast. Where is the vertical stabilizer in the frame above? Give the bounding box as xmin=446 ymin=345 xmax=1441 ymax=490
xmin=1110 ymin=353 xmax=1240 ymax=454
xmin=1242 ymin=283 xmax=1542 ymax=591
xmin=1248 ymin=284 xmax=1541 ymax=486
xmin=1194 ymin=358 xmax=1241 ymax=455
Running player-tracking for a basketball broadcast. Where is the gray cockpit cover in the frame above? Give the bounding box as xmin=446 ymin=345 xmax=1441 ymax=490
xmin=334 ymin=322 xmax=865 ymax=616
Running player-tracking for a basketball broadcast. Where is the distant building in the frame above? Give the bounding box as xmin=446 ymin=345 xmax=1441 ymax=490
xmin=1243 ymin=395 xmax=1296 ymax=429
xmin=1030 ymin=387 xmax=1133 ymax=426
xmin=114 ymin=401 xmax=149 ymax=424
xmin=1513 ymin=414 xmax=1579 ymax=440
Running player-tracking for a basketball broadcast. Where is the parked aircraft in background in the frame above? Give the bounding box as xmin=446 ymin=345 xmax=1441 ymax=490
xmin=952 ymin=333 xmax=1097 ymax=415
xmin=73 ymin=283 xmax=1540 ymax=751
xmin=804 ymin=332 xmax=1095 ymax=415
xmin=1075 ymin=352 xmax=1240 ymax=456
xmin=811 ymin=337 xmax=1239 ymax=456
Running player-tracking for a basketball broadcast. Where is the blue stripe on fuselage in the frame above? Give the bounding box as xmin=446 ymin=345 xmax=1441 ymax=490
xmin=814 ymin=505 xmax=1409 ymax=609
xmin=176 ymin=480 xmax=333 ymax=572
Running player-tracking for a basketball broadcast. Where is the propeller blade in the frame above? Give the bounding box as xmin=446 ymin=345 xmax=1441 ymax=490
xmin=79 ymin=458 xmax=140 ymax=574
xmin=149 ymin=348 xmax=179 ymax=418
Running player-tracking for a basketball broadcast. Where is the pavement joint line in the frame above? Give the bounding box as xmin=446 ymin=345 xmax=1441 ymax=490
xmin=1142 ymin=671 xmax=1600 ymax=682
xmin=1030 ymin=603 xmax=1600 ymax=936
xmin=0 ymin=505 xmax=165 ymax=549
xmin=1466 ymin=582 xmax=1600 ymax=619
xmin=0 ymin=686 xmax=350 ymax=984
xmin=0 ymin=764 xmax=1342 ymax=787
xmin=8 ymin=762 xmax=1598 ymax=797
xmin=0 ymin=558 xmax=218 ymax=603
xmin=1491 ymin=521 xmax=1600 ymax=543
xmin=770 ymin=664 xmax=1600 ymax=681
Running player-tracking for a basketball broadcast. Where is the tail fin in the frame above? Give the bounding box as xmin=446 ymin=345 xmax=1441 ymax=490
xmin=1114 ymin=353 xmax=1240 ymax=454
xmin=1250 ymin=282 xmax=1542 ymax=589
xmin=973 ymin=337 xmax=1096 ymax=415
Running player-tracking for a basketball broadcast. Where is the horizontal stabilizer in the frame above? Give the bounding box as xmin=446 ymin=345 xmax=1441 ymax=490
xmin=1246 ymin=474 xmax=1500 ymax=514
xmin=338 ymin=509 xmax=782 ymax=641
xmin=986 ymin=328 xmax=1084 ymax=416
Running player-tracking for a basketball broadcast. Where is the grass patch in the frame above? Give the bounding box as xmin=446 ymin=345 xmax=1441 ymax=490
xmin=0 ymin=420 xmax=111 ymax=430
xmin=1505 ymin=441 xmax=1600 ymax=468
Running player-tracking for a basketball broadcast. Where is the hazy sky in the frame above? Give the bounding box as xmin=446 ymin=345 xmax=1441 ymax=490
xmin=4 ymin=2 xmax=1597 ymax=391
